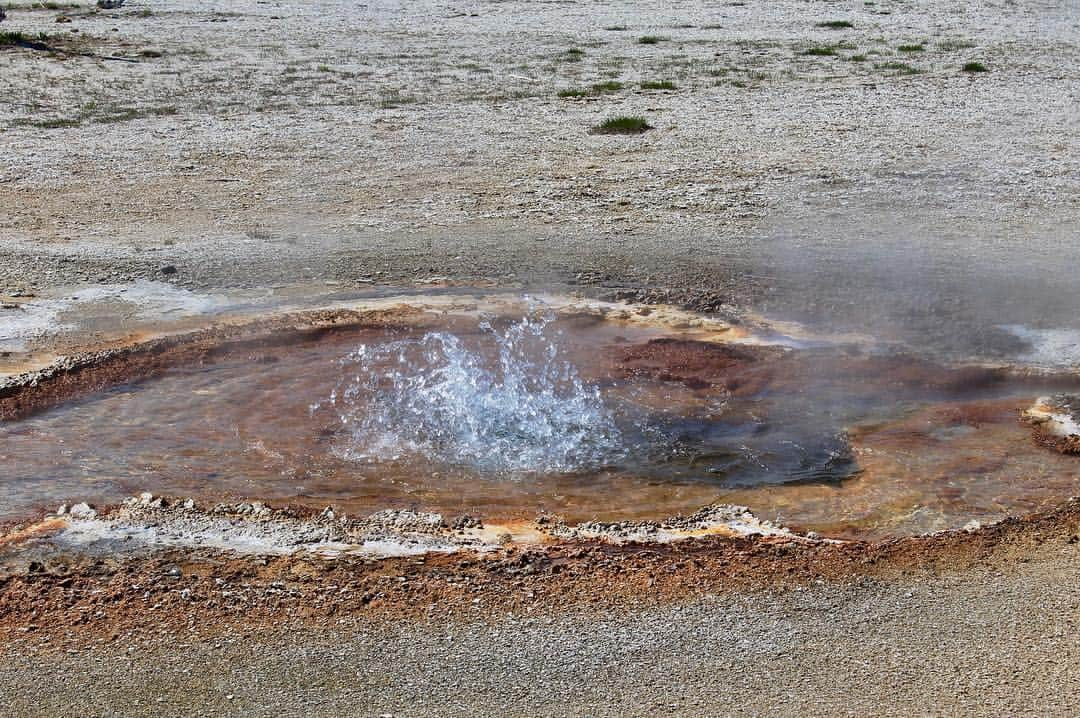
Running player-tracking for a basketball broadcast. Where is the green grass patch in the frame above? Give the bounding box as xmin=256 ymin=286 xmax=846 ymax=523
xmin=876 ymin=61 xmax=921 ymax=75
xmin=13 ymin=104 xmax=178 ymax=129
xmin=94 ymin=106 xmax=178 ymax=123
xmin=897 ymin=44 xmax=925 ymax=52
xmin=591 ymin=115 xmax=652 ymax=134
xmin=848 ymin=54 xmax=867 ymax=62
xmin=604 ymin=24 xmax=628 ymax=31
xmin=0 ymin=30 xmax=31 ymax=45
xmin=557 ymin=87 xmax=589 ymax=98
xmin=816 ymin=20 xmax=853 ymax=29
xmin=962 ymin=61 xmax=988 ymax=73
xmin=802 ymin=46 xmax=838 ymax=56
xmin=0 ymin=29 xmax=53 ymax=46
xmin=591 ymin=80 xmax=623 ymax=93
xmin=379 ymin=92 xmax=418 ymax=109
xmin=937 ymin=40 xmax=976 ymax=52
xmin=28 ymin=117 xmax=81 ymax=129
xmin=637 ymin=35 xmax=664 ymax=45
xmin=640 ymin=79 xmax=677 ymax=90
xmin=21 ymin=1 xmax=70 ymax=8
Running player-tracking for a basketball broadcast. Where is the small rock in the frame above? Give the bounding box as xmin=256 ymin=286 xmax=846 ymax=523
xmin=68 ymin=503 xmax=96 ymax=520
xmin=56 ymin=504 xmax=68 ymax=516
xmin=451 ymin=514 xmax=483 ymax=530
xmin=159 ymin=265 xmax=177 ymax=275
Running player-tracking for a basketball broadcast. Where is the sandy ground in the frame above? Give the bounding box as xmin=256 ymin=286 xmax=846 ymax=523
xmin=1 ymin=0 xmax=1079 ymax=714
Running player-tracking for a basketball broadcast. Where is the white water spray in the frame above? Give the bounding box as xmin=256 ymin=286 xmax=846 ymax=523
xmin=318 ymin=314 xmax=624 ymax=474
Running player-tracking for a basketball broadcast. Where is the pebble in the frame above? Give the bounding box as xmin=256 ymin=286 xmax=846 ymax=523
xmin=68 ymin=503 xmax=96 ymax=520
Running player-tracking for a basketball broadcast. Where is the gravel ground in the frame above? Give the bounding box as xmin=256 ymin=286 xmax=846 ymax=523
xmin=2 ymin=0 xmax=1079 ymax=714
xmin=2 ymin=544 xmax=1077 ymax=717
xmin=2 ymin=0 xmax=1079 ymax=351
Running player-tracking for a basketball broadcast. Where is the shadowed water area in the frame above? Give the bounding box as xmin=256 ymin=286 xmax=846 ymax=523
xmin=2 ymin=311 xmax=1079 ymax=539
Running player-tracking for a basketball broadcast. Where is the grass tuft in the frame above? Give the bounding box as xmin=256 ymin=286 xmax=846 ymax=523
xmin=590 ymin=80 xmax=623 ymax=93
xmin=816 ymin=20 xmax=853 ymax=29
xmin=876 ymin=61 xmax=921 ymax=75
xmin=962 ymin=61 xmax=988 ymax=73
xmin=897 ymin=44 xmax=925 ymax=52
xmin=557 ymin=87 xmax=589 ymax=98
xmin=801 ymin=46 xmax=838 ymax=56
xmin=94 ymin=106 xmax=177 ymax=123
xmin=640 ymin=79 xmax=677 ymax=90
xmin=937 ymin=40 xmax=976 ymax=52
xmin=31 ymin=117 xmax=81 ymax=129
xmin=591 ymin=115 xmax=652 ymax=134
xmin=0 ymin=29 xmax=53 ymax=46
xmin=637 ymin=35 xmax=664 ymax=45
xmin=0 ymin=30 xmax=30 ymax=45
xmin=379 ymin=92 xmax=418 ymax=109
xmin=848 ymin=54 xmax=867 ymax=62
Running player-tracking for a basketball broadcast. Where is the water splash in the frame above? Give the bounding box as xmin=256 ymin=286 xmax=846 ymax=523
xmin=318 ymin=314 xmax=624 ymax=474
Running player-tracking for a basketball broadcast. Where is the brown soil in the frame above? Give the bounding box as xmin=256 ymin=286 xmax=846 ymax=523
xmin=2 ymin=498 xmax=1075 ymax=646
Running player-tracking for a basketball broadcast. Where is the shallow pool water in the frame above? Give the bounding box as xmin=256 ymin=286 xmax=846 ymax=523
xmin=2 ymin=309 xmax=1078 ymax=539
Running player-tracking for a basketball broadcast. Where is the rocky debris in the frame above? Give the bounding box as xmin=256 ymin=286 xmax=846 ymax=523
xmin=28 ymin=495 xmax=485 ymax=559
xmin=451 ymin=514 xmax=483 ymax=530
xmin=1022 ymin=395 xmax=1080 ymax=454
xmin=0 ymin=495 xmax=818 ymax=567
xmin=67 ymin=503 xmax=96 ymax=520
xmin=539 ymin=504 xmax=803 ymax=544
xmin=96 ymin=0 xmax=124 ymax=9
xmin=363 ymin=509 xmax=448 ymax=533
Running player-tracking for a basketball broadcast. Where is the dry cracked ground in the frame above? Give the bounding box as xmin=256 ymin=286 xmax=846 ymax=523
xmin=1 ymin=0 xmax=1079 ymax=715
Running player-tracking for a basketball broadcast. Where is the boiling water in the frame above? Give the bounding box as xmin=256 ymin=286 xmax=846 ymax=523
xmin=318 ymin=315 xmax=623 ymax=474
xmin=2 ymin=311 xmax=1079 ymax=539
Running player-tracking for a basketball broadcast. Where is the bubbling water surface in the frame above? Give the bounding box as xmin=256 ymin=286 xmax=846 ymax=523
xmin=2 ymin=308 xmax=1079 ymax=538
xmin=318 ymin=315 xmax=624 ymax=474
